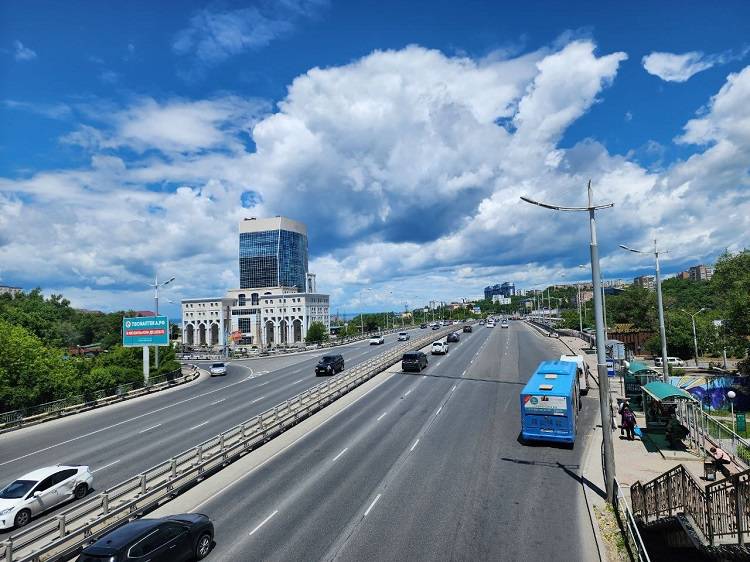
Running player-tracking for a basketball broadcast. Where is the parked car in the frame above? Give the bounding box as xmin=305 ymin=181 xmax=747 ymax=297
xmin=398 ymin=332 xmax=410 ymax=341
xmin=654 ymin=356 xmax=685 ymax=367
xmin=0 ymin=465 xmax=93 ymax=529
xmin=77 ymin=513 xmax=214 ymax=562
xmin=369 ymin=335 xmax=385 ymax=345
xmin=431 ymin=341 xmax=448 ymax=355
xmin=420 ymin=323 xmax=428 ymax=329
xmin=447 ymin=332 xmax=460 ymax=343
xmin=463 ymin=325 xmax=473 ymax=333
xmin=402 ymin=351 xmax=428 ymax=372
xmin=315 ymin=354 xmax=344 ymax=376
xmin=209 ymin=362 xmax=227 ymax=376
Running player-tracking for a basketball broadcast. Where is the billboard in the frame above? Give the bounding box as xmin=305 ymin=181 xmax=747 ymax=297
xmin=122 ymin=316 xmax=170 ymax=347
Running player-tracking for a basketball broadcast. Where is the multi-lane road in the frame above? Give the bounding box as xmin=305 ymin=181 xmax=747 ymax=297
xmin=1 ymin=322 xmax=602 ymax=560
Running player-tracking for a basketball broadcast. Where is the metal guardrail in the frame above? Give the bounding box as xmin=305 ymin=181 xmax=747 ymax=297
xmin=0 ymin=369 xmax=188 ymax=430
xmin=1 ymin=326 xmax=460 ymax=562
xmin=614 ymin=478 xmax=651 ymax=562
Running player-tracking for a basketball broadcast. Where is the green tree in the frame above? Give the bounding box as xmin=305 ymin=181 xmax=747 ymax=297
xmin=305 ymin=321 xmax=329 ymax=344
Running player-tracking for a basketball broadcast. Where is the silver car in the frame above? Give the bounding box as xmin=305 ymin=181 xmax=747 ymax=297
xmin=0 ymin=465 xmax=93 ymax=529
xmin=209 ymin=362 xmax=227 ymax=376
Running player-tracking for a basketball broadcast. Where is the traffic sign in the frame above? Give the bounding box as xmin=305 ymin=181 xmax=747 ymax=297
xmin=122 ymin=316 xmax=170 ymax=347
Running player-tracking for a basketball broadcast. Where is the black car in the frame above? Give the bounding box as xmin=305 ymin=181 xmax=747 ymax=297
xmin=463 ymin=325 xmax=473 ymax=333
xmin=315 ymin=354 xmax=344 ymax=376
xmin=447 ymin=332 xmax=460 ymax=343
xmin=402 ymin=351 xmax=428 ymax=372
xmin=77 ymin=513 xmax=213 ymax=562
xmin=420 ymin=323 xmax=428 ymax=329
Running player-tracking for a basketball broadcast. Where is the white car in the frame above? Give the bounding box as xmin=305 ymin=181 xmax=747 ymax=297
xmin=431 ymin=341 xmax=448 ymax=355
xmin=398 ymin=332 xmax=410 ymax=341
xmin=369 ymin=335 xmax=385 ymax=345
xmin=0 ymin=465 xmax=93 ymax=529
xmin=209 ymin=362 xmax=227 ymax=376
xmin=501 ymin=321 xmax=509 ymax=329
xmin=486 ymin=321 xmax=495 ymax=328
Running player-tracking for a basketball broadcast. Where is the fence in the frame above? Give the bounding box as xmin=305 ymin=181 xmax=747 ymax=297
xmin=614 ymin=478 xmax=651 ymax=562
xmin=674 ymin=400 xmax=750 ymax=468
xmin=0 ymin=368 xmax=188 ymax=430
xmin=1 ymin=326 xmax=459 ymax=562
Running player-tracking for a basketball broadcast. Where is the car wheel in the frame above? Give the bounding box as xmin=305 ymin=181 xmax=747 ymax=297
xmin=74 ymin=483 xmax=89 ymax=500
xmin=14 ymin=509 xmax=31 ymax=528
xmin=195 ymin=532 xmax=212 ymax=560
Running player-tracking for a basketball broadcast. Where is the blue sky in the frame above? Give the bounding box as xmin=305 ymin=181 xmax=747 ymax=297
xmin=1 ymin=0 xmax=749 ymax=316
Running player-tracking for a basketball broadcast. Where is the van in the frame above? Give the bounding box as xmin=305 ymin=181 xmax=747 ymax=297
xmin=654 ymin=356 xmax=685 ymax=367
xmin=559 ymin=355 xmax=589 ymax=395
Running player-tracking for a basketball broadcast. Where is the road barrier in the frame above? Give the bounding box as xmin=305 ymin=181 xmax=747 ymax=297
xmin=0 ymin=368 xmax=192 ymax=433
xmin=1 ymin=326 xmax=461 ymax=562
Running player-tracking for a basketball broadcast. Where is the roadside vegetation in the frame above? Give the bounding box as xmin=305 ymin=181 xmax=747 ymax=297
xmin=0 ymin=290 xmax=180 ymax=412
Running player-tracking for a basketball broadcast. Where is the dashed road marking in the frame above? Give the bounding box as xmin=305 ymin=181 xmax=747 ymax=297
xmin=364 ymin=494 xmax=382 ymax=517
xmin=250 ymin=396 xmax=266 ymax=404
xmin=189 ymin=420 xmax=210 ymax=431
xmin=249 ymin=510 xmax=279 ymax=536
xmin=376 ymin=412 xmax=388 ymax=422
xmin=332 ymin=447 xmax=348 ymax=462
xmin=139 ymin=424 xmax=161 ymax=434
xmin=410 ymin=439 xmax=420 ymax=452
xmin=92 ymin=459 xmax=120 ymax=472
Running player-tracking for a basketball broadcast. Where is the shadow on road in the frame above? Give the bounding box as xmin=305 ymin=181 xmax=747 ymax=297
xmin=400 ymin=371 xmax=526 ymax=386
xmin=500 ymin=453 xmax=607 ymax=500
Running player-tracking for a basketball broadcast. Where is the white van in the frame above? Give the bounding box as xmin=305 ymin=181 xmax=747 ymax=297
xmin=559 ymin=354 xmax=589 ymax=395
xmin=654 ymin=356 xmax=685 ymax=367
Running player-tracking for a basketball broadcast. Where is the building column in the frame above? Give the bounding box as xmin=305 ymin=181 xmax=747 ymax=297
xmin=219 ymin=312 xmax=225 ymax=349
xmin=182 ymin=321 xmax=188 ymax=345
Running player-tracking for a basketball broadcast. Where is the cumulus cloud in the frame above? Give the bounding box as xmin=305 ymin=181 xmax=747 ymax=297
xmin=1 ymin=40 xmax=748 ymax=313
xmin=174 ymin=0 xmax=327 ymax=65
xmin=642 ymin=47 xmax=749 ymax=82
xmin=12 ymin=40 xmax=36 ymax=61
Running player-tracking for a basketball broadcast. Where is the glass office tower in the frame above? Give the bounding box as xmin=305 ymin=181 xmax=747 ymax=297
xmin=239 ymin=217 xmax=308 ymax=291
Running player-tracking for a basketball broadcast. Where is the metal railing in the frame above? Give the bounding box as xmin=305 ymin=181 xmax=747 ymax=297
xmin=614 ymin=478 xmax=651 ymax=562
xmin=674 ymin=400 xmax=750 ymax=468
xmin=1 ymin=326 xmax=459 ymax=562
xmin=0 ymin=368 xmax=189 ymax=430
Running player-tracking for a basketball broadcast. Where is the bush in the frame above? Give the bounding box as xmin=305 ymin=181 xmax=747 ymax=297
xmin=305 ymin=322 xmax=329 ymax=344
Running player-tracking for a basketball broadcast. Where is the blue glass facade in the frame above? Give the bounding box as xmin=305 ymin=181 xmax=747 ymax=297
xmin=239 ymin=228 xmax=308 ymax=290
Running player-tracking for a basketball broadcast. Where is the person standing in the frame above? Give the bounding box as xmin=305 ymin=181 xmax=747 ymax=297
xmin=623 ymin=406 xmax=636 ymax=441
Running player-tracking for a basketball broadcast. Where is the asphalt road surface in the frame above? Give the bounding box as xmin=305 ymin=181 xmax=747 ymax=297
xmin=190 ymin=321 xmax=600 ymax=561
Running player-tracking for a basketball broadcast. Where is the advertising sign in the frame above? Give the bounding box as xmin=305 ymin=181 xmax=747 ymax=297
xmin=738 ymin=413 xmax=747 ymax=434
xmin=122 ymin=316 xmax=170 ymax=347
xmin=523 ymin=395 xmax=567 ymax=416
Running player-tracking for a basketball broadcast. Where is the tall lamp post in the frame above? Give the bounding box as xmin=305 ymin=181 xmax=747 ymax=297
xmin=619 ymin=239 xmax=669 ymax=382
xmin=146 ymin=274 xmax=175 ymax=370
xmin=683 ymin=308 xmax=706 ymax=367
xmin=521 ymin=180 xmax=617 ymax=503
xmin=728 ymin=390 xmax=737 ymax=434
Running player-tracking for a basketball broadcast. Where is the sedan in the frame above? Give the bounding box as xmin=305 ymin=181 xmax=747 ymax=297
xmin=447 ymin=332 xmax=460 ymax=343
xmin=78 ymin=513 xmax=214 ymax=562
xmin=0 ymin=465 xmax=93 ymax=529
xmin=369 ymin=335 xmax=385 ymax=345
xmin=209 ymin=362 xmax=227 ymax=376
xmin=398 ymin=332 xmax=410 ymax=341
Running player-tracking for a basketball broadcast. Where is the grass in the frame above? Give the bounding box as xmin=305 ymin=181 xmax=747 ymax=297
xmin=594 ymin=504 xmax=630 ymax=562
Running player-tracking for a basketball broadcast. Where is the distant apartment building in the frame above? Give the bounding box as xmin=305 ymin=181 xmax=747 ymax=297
xmin=492 ymin=295 xmax=511 ymax=305
xmin=484 ymin=281 xmax=515 ymax=300
xmin=688 ymin=264 xmax=714 ymax=282
xmin=633 ymin=275 xmax=656 ymax=291
xmin=0 ymin=285 xmax=22 ymax=297
xmin=573 ymin=290 xmax=594 ymax=308
xmin=676 ymin=271 xmax=691 ymax=280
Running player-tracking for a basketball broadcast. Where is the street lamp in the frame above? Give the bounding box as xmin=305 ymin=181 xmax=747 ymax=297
xmin=146 ymin=274 xmax=175 ymax=370
xmin=577 ymin=264 xmax=586 ymax=334
xmin=682 ymin=308 xmax=706 ymax=367
xmin=359 ymin=288 xmax=372 ymax=335
xmin=728 ymin=390 xmax=737 ymax=433
xmin=619 ymin=240 xmax=669 ymax=382
xmin=521 ymin=179 xmax=617 ymax=504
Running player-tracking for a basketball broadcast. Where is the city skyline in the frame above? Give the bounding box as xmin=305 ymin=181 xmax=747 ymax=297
xmin=1 ymin=1 xmax=749 ymax=318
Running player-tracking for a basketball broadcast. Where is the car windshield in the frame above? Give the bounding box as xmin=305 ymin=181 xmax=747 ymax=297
xmin=403 ymin=353 xmax=419 ymax=359
xmin=321 ymin=356 xmax=337 ymax=362
xmin=211 ymin=363 xmax=224 ymax=368
xmin=0 ymin=479 xmax=36 ymax=499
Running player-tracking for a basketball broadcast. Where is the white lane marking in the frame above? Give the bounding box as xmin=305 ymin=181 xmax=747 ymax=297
xmin=364 ymin=494 xmax=382 ymax=517
xmin=404 ymin=389 xmax=412 ymax=397
xmin=190 ymin=420 xmax=210 ymax=430
xmin=255 ymin=381 xmax=270 ymax=387
xmin=332 ymin=448 xmax=348 ymax=462
xmin=294 ymin=378 xmax=306 ymax=384
xmin=250 ymin=396 xmax=266 ymax=404
xmin=410 ymin=439 xmax=420 ymax=452
xmin=461 ymin=370 xmax=466 ymax=377
xmin=451 ymin=385 xmax=456 ymax=392
xmin=376 ymin=412 xmax=388 ymax=422
xmin=211 ymin=399 xmax=225 ymax=405
xmin=92 ymin=459 xmax=120 ymax=472
xmin=0 ymin=374 xmax=265 ymax=467
xmin=139 ymin=424 xmax=161 ymax=434
xmin=249 ymin=510 xmax=279 ymax=536
xmin=436 ymin=405 xmax=443 ymax=415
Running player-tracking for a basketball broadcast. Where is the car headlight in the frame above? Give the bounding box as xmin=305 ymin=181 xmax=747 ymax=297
xmin=0 ymin=508 xmax=12 ymax=515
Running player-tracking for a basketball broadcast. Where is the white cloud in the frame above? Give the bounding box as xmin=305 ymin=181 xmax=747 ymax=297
xmin=174 ymin=1 xmax=327 ymax=65
xmin=642 ymin=47 xmax=749 ymax=82
xmin=1 ymin=41 xmax=749 ymax=312
xmin=13 ymin=40 xmax=37 ymax=61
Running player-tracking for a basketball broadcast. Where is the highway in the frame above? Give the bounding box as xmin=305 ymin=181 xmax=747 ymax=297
xmin=0 ymin=328 xmax=423 ymax=537
xmin=180 ymin=321 xmax=600 ymax=561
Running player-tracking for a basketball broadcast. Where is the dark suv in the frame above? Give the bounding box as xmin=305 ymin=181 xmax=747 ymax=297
xmin=77 ymin=513 xmax=213 ymax=562
xmin=447 ymin=332 xmax=460 ymax=343
xmin=315 ymin=354 xmax=344 ymax=376
xmin=402 ymin=351 xmax=428 ymax=372
xmin=463 ymin=325 xmax=473 ymax=333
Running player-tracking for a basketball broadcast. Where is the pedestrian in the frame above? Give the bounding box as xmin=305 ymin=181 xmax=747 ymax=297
xmin=619 ymin=400 xmax=629 ymax=436
xmin=623 ymin=407 xmax=636 ymax=441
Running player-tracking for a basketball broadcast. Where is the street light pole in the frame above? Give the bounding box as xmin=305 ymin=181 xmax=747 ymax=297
xmin=359 ymin=288 xmax=371 ymax=335
xmin=620 ymin=239 xmax=669 ymax=382
xmin=684 ymin=308 xmax=706 ymax=367
xmin=521 ymin=179 xmax=617 ymax=504
xmin=147 ymin=273 xmax=175 ymax=371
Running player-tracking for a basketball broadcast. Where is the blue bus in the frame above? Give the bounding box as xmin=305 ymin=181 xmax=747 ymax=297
xmin=520 ymin=361 xmax=580 ymax=445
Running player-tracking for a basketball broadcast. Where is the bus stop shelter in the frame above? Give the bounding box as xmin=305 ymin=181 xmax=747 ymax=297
xmin=624 ymin=361 xmax=660 ymax=411
xmin=642 ymin=381 xmax=694 ymax=431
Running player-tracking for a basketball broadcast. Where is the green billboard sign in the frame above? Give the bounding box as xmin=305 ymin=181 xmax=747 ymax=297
xmin=122 ymin=316 xmax=170 ymax=347
xmin=737 ymin=413 xmax=746 ymax=434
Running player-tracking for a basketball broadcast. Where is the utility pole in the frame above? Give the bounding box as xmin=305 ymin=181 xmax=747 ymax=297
xmin=521 ymin=180 xmax=617 ymax=504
